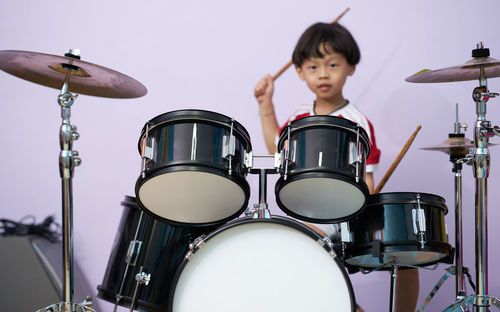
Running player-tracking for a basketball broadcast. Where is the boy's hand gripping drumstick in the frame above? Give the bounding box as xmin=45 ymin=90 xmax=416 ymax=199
xmin=374 ymin=125 xmax=422 ymax=194
xmin=271 ymin=7 xmax=351 ymax=81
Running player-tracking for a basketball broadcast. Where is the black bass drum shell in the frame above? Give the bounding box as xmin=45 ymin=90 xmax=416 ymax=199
xmin=97 ymin=196 xmax=217 ymax=312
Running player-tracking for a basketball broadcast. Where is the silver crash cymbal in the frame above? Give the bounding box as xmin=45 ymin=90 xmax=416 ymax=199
xmin=0 ymin=50 xmax=147 ymax=98
xmin=406 ymin=57 xmax=500 ymax=83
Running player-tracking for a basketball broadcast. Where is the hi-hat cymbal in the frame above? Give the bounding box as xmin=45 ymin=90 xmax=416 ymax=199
xmin=406 ymin=56 xmax=500 ymax=83
xmin=421 ymin=137 xmax=498 ymax=157
xmin=420 ymin=137 xmax=474 ymax=157
xmin=0 ymin=50 xmax=147 ymax=98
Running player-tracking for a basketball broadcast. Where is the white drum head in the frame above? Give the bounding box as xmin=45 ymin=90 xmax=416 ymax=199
xmin=278 ymin=177 xmax=366 ymax=220
xmin=171 ymin=219 xmax=354 ymax=312
xmin=138 ymin=171 xmax=246 ymax=224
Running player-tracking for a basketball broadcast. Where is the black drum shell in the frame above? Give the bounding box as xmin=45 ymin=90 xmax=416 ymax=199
xmin=277 ymin=115 xmax=370 ymax=177
xmin=344 ymin=192 xmax=453 ymax=269
xmin=137 ymin=109 xmax=252 ymax=175
xmin=97 ymin=196 xmax=217 ymax=312
xmin=275 ymin=115 xmax=371 ymax=223
xmin=134 ymin=109 xmax=252 ymax=226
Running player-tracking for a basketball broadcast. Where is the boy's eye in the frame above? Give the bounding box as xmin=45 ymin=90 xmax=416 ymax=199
xmin=308 ymin=65 xmax=316 ymax=70
xmin=330 ymin=64 xmax=337 ymax=68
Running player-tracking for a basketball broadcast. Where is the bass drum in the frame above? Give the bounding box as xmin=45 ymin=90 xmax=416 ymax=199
xmin=169 ymin=216 xmax=356 ymax=312
xmin=344 ymin=192 xmax=453 ymax=269
xmin=97 ymin=196 xmax=216 ymax=312
xmin=135 ymin=109 xmax=252 ymax=226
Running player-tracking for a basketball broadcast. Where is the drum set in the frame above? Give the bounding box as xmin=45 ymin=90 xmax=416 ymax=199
xmin=0 ymin=42 xmax=499 ymax=312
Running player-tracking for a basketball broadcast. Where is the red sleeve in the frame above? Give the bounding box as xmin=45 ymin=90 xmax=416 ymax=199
xmin=278 ymin=112 xmax=311 ymax=136
xmin=366 ymin=120 xmax=381 ymax=165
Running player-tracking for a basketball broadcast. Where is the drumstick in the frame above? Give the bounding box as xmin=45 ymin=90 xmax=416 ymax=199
xmin=271 ymin=7 xmax=351 ymax=81
xmin=374 ymin=125 xmax=422 ymax=194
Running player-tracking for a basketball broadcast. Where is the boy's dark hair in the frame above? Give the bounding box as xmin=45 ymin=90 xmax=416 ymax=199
xmin=292 ymin=22 xmax=360 ymax=67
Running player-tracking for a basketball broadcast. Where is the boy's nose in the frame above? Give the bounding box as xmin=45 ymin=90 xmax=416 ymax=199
xmin=318 ymin=67 xmax=329 ymax=78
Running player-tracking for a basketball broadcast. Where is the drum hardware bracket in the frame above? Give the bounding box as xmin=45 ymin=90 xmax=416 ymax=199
xmin=280 ymin=138 xmax=297 ymax=181
xmin=186 ymin=235 xmax=207 ymax=260
xmin=317 ymin=235 xmax=337 ymax=259
xmin=355 ymin=124 xmax=363 ymax=182
xmin=412 ymin=194 xmax=427 ymax=248
xmin=140 ymin=122 xmax=153 ymax=178
xmin=340 ymin=222 xmax=352 ymax=243
xmin=129 ymin=267 xmax=150 ymax=312
xmin=244 ymin=151 xmax=253 ymax=168
xmin=223 ymin=119 xmax=236 ymax=175
xmin=283 ymin=123 xmax=292 ymax=180
xmin=125 ymin=239 xmax=143 ymax=266
xmin=248 ymin=168 xmax=274 ymax=218
xmin=135 ymin=271 xmax=151 ymax=286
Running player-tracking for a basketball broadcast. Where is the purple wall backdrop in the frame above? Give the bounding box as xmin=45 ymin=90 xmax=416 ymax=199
xmin=1 ymin=1 xmax=499 ymax=311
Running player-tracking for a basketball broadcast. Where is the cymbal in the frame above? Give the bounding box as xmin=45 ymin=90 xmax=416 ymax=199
xmin=421 ymin=137 xmax=498 ymax=157
xmin=0 ymin=50 xmax=147 ymax=98
xmin=406 ymin=56 xmax=500 ymax=83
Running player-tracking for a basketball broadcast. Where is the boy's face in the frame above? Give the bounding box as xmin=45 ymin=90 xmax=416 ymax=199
xmin=295 ymin=46 xmax=355 ymax=103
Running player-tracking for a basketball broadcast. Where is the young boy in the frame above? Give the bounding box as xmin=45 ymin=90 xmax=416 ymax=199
xmin=254 ymin=22 xmax=419 ymax=311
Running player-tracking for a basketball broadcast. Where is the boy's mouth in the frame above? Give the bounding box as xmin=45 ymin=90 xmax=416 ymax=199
xmin=318 ymin=83 xmax=331 ymax=91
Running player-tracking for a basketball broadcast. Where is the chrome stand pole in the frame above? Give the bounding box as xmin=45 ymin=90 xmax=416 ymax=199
xmin=36 ymin=49 xmax=95 ymax=312
xmin=389 ymin=261 xmax=399 ymax=312
xmin=452 ymin=158 xmax=466 ymax=300
xmin=58 ymin=53 xmax=82 ymax=308
xmin=472 ymin=66 xmax=490 ymax=312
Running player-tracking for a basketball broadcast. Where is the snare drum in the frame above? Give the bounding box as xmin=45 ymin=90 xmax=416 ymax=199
xmin=276 ymin=115 xmax=370 ymax=223
xmin=97 ymin=196 xmax=216 ymax=312
xmin=344 ymin=192 xmax=453 ymax=268
xmin=169 ymin=216 xmax=356 ymax=312
xmin=135 ymin=110 xmax=252 ymax=226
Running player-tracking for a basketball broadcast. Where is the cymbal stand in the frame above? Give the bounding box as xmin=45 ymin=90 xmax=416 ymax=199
xmin=37 ymin=50 xmax=92 ymax=312
xmin=445 ymin=43 xmax=500 ymax=312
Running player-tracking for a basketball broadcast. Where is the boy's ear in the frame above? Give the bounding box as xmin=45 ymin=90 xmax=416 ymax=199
xmin=348 ymin=65 xmax=356 ymax=76
xmin=295 ymin=65 xmax=306 ymax=81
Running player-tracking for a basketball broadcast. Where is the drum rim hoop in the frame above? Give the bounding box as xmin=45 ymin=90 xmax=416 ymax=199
xmin=368 ymin=192 xmax=448 ymax=213
xmin=138 ymin=109 xmax=252 ymax=151
xmin=135 ymin=166 xmax=250 ymax=227
xmin=274 ymin=172 xmax=369 ymax=223
xmin=168 ymin=215 xmax=357 ymax=312
xmin=345 ymin=241 xmax=453 ymax=268
xmin=277 ymin=115 xmax=370 ymax=153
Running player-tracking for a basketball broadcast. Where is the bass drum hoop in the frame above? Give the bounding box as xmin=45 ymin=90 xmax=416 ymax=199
xmin=168 ymin=216 xmax=356 ymax=312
